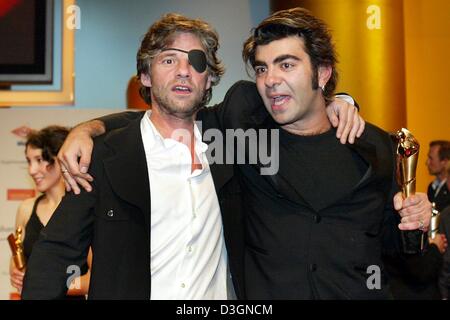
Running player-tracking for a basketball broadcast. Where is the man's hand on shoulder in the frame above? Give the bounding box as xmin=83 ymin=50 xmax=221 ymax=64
xmin=327 ymin=96 xmax=365 ymax=144
xmin=58 ymin=120 xmax=105 ymax=194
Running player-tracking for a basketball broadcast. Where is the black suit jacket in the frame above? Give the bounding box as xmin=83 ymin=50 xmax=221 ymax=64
xmin=21 ymin=81 xmax=263 ymax=299
xmin=22 ymin=80 xmax=408 ymax=299
xmin=228 ymin=103 xmax=404 ymax=299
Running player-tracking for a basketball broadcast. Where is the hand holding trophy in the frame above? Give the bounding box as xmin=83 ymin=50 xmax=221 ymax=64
xmin=395 ymin=128 xmax=426 ymax=254
xmin=7 ymin=227 xmax=26 ymax=270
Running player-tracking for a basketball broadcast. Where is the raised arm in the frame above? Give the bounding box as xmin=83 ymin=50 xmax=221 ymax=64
xmin=58 ymin=111 xmax=144 ymax=194
xmin=200 ymin=81 xmax=364 ymax=143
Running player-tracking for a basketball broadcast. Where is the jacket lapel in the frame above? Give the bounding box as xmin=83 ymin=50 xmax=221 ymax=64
xmin=346 ymin=137 xmax=378 ymax=192
xmin=209 ymin=162 xmax=234 ymax=193
xmin=102 ymin=116 xmax=151 ymax=238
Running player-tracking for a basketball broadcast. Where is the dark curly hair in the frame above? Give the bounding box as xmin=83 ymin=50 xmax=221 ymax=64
xmin=26 ymin=126 xmax=70 ymax=166
xmin=243 ymin=7 xmax=338 ymax=104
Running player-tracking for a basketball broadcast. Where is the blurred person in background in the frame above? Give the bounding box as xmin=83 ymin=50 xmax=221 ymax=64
xmin=426 ymin=140 xmax=450 ymax=211
xmin=9 ymin=126 xmax=92 ymax=299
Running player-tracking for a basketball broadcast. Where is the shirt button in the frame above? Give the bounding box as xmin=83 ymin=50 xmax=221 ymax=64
xmin=188 ymin=246 xmax=193 ymax=253
xmin=181 ymin=283 xmax=186 ymax=288
xmin=313 ymin=214 xmax=321 ymax=223
xmin=309 ymin=263 xmax=317 ymax=272
xmin=107 ymin=209 xmax=114 ymax=217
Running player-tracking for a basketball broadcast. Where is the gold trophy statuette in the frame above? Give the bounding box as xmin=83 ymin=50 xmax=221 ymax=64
xmin=7 ymin=227 xmax=26 ymax=270
xmin=429 ymin=202 xmax=440 ymax=239
xmin=395 ymin=128 xmax=425 ymax=254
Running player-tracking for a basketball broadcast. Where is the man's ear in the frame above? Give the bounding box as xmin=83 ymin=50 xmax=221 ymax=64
xmin=141 ymin=73 xmax=152 ymax=87
xmin=206 ymin=74 xmax=212 ymax=90
xmin=318 ymin=65 xmax=332 ymax=88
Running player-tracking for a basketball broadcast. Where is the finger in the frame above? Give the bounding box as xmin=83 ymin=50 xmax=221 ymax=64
xmin=398 ymin=220 xmax=427 ymax=231
xmin=79 ymin=150 xmax=92 ymax=174
xmin=329 ymin=113 xmax=339 ymax=128
xmin=403 ymin=193 xmax=430 ymax=208
xmin=64 ymin=152 xmax=82 ymax=177
xmin=11 ymin=281 xmax=19 ymax=290
xmin=335 ymin=105 xmax=349 ymax=139
xmin=63 ymin=178 xmax=72 ymax=192
xmin=12 ymin=270 xmax=24 ymax=277
xmin=400 ymin=207 xmax=432 ymax=226
xmin=402 ymin=194 xmax=422 ymax=207
xmin=11 ymin=278 xmax=22 ymax=289
xmin=11 ymin=268 xmax=24 ymax=276
xmin=398 ymin=205 xmax=428 ymax=218
xmin=64 ymin=171 xmax=81 ymax=195
xmin=57 ymin=153 xmax=70 ymax=176
xmin=347 ymin=112 xmax=360 ymax=144
xmin=356 ymin=116 xmax=365 ymax=138
xmin=80 ymin=172 xmax=94 ymax=182
xmin=74 ymin=176 xmax=93 ymax=193
xmin=400 ymin=213 xmax=430 ymax=228
xmin=393 ymin=192 xmax=404 ymax=211
xmin=339 ymin=107 xmax=356 ymax=144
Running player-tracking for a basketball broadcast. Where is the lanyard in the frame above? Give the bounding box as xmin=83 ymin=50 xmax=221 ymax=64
xmin=434 ymin=179 xmax=447 ymax=198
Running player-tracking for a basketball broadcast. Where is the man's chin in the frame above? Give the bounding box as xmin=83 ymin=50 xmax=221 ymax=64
xmin=269 ymin=112 xmax=292 ymax=126
xmin=164 ymin=103 xmax=202 ymax=119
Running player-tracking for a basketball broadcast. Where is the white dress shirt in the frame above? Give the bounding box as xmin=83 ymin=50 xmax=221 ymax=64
xmin=140 ymin=111 xmax=228 ymax=300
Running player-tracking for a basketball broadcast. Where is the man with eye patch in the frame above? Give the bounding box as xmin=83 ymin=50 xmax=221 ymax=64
xmin=22 ymin=12 xmax=363 ymax=300
xmin=25 ymin=9 xmax=430 ymax=300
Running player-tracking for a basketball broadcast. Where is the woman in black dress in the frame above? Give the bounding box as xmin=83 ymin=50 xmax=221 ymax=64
xmin=9 ymin=126 xmax=92 ymax=299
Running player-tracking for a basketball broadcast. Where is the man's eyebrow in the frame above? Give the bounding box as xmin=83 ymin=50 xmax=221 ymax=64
xmin=273 ymin=54 xmax=301 ymax=64
xmin=254 ymin=54 xmax=301 ymax=67
xmin=253 ymin=60 xmax=267 ymax=67
xmin=158 ymin=51 xmax=178 ymax=57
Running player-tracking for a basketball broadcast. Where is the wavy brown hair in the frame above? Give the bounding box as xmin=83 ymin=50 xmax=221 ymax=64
xmin=243 ymin=7 xmax=338 ymax=104
xmin=136 ymin=13 xmax=225 ymax=106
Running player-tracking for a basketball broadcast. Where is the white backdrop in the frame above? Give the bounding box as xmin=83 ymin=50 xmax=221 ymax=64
xmin=0 ymin=108 xmax=124 ymax=299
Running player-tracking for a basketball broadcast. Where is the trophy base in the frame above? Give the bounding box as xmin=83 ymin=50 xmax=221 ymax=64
xmin=401 ymin=230 xmax=425 ymax=254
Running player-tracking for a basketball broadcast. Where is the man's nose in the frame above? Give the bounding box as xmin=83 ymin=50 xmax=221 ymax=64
xmin=176 ymin=58 xmax=191 ymax=79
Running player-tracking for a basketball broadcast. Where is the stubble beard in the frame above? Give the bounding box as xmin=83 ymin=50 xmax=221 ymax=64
xmin=152 ymin=84 xmax=206 ymax=120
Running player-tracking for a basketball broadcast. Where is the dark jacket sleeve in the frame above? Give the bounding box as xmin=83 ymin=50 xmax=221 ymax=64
xmin=380 ymin=134 xmax=403 ymax=256
xmin=196 ymin=80 xmax=265 ymax=131
xmin=97 ymin=111 xmax=145 ymax=133
xmin=335 ymin=92 xmax=360 ymax=111
xmin=198 ymin=81 xmax=359 ymax=132
xmin=21 ymin=139 xmax=106 ymax=299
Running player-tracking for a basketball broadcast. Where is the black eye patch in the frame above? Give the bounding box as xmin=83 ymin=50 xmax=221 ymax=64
xmin=161 ymin=48 xmax=207 ymax=73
